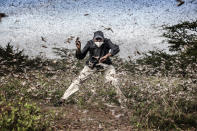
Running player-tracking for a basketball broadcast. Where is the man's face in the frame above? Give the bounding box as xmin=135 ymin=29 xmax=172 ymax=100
xmin=94 ymin=37 xmax=103 ymax=42
xmin=94 ymin=37 xmax=104 ymax=47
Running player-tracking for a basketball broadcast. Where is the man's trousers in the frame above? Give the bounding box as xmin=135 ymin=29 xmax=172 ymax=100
xmin=61 ymin=64 xmax=126 ymax=103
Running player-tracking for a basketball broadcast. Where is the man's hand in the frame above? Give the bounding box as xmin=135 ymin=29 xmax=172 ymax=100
xmin=99 ymin=53 xmax=112 ymax=63
xmin=75 ymin=37 xmax=81 ymax=50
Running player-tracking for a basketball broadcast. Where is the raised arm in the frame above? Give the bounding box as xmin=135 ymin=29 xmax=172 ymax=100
xmin=75 ymin=41 xmax=90 ymax=60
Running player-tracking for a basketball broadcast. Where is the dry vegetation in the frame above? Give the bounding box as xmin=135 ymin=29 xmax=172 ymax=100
xmin=0 ymin=20 xmax=197 ymax=130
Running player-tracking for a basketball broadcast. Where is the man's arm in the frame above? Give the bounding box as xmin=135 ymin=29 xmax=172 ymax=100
xmin=107 ymin=39 xmax=120 ymax=56
xmin=76 ymin=41 xmax=90 ymax=60
xmin=99 ymin=39 xmax=119 ymax=63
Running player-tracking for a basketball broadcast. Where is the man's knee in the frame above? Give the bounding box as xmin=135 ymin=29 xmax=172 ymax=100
xmin=78 ymin=66 xmax=94 ymax=80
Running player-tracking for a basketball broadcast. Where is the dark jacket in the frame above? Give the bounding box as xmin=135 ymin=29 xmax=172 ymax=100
xmin=76 ymin=38 xmax=120 ymax=65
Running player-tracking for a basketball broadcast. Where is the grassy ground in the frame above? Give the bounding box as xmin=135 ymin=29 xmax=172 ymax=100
xmin=0 ymin=45 xmax=197 ymax=130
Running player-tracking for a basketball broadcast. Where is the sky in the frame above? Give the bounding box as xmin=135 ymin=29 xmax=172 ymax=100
xmin=0 ymin=0 xmax=197 ymax=59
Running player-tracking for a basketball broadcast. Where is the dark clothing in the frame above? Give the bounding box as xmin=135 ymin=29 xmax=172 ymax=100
xmin=76 ymin=38 xmax=120 ymax=65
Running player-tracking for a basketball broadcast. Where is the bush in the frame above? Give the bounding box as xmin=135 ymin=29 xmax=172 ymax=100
xmin=0 ymin=96 xmax=52 ymax=130
xmin=0 ymin=43 xmax=49 ymax=75
xmin=133 ymin=20 xmax=197 ymax=78
xmin=124 ymin=76 xmax=197 ymax=130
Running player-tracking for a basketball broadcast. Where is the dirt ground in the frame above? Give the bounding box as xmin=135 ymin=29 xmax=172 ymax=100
xmin=41 ymin=104 xmax=133 ymax=130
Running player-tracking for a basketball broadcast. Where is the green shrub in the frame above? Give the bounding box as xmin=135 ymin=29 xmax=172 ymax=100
xmin=124 ymin=78 xmax=197 ymax=130
xmin=0 ymin=43 xmax=53 ymax=75
xmin=131 ymin=20 xmax=197 ymax=78
xmin=0 ymin=96 xmax=52 ymax=130
xmin=146 ymin=99 xmax=197 ymax=130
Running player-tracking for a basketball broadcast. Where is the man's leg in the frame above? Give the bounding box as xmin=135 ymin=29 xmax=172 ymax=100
xmin=61 ymin=66 xmax=95 ymax=100
xmin=104 ymin=65 xmax=126 ymax=105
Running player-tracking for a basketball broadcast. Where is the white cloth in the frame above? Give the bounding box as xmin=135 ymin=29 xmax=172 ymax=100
xmin=61 ymin=64 xmax=125 ymax=103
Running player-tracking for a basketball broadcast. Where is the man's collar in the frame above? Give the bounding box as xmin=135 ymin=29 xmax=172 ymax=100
xmin=90 ymin=40 xmax=97 ymax=48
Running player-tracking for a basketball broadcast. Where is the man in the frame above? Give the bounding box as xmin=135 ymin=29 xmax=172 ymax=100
xmin=59 ymin=31 xmax=126 ymax=106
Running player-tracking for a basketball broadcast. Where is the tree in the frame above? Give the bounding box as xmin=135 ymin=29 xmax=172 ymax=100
xmin=163 ymin=20 xmax=197 ymax=58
